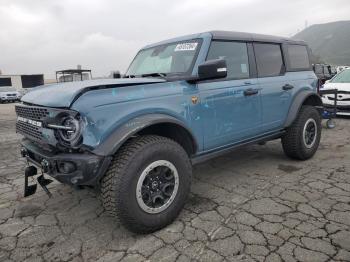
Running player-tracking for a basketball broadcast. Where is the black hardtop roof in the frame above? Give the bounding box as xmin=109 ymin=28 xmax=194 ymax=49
xmin=209 ymin=30 xmax=307 ymax=45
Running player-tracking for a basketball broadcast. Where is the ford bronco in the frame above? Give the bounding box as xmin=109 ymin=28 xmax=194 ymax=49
xmin=16 ymin=31 xmax=323 ymax=233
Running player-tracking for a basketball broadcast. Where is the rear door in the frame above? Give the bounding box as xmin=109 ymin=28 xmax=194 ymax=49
xmin=254 ymin=43 xmax=292 ymax=132
xmin=198 ymin=41 xmax=262 ymax=150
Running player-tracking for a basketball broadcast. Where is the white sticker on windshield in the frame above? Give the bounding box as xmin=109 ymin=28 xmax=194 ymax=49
xmin=175 ymin=42 xmax=198 ymax=51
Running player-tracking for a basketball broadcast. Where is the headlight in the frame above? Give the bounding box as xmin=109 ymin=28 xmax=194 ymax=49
xmin=58 ymin=116 xmax=82 ymax=143
xmin=48 ymin=115 xmax=83 ymax=147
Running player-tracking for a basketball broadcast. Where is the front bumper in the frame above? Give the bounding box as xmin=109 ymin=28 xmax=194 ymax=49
xmin=21 ymin=139 xmax=111 ymax=186
xmin=322 ymin=95 xmax=350 ymax=115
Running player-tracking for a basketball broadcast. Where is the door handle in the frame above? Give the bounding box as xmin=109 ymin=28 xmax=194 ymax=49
xmin=282 ymin=84 xmax=294 ymax=90
xmin=244 ymin=88 xmax=259 ymax=96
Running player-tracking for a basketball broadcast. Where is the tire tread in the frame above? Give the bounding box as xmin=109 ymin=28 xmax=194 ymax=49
xmin=282 ymin=105 xmax=321 ymax=160
xmin=100 ymin=135 xmax=191 ymax=233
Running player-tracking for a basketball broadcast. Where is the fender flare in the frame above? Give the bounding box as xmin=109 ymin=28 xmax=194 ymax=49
xmin=92 ymin=113 xmax=198 ymax=156
xmin=284 ymin=90 xmax=323 ymax=128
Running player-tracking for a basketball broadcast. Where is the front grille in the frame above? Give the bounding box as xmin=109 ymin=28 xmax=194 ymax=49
xmin=328 ymin=96 xmax=350 ymax=101
xmin=16 ymin=121 xmax=42 ymax=141
xmin=15 ymin=105 xmax=49 ymax=141
xmin=15 ymin=105 xmax=49 ymax=121
xmin=7 ymin=94 xmax=16 ymax=97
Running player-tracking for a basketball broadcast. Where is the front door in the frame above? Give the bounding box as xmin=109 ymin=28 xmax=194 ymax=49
xmin=198 ymin=41 xmax=262 ymax=151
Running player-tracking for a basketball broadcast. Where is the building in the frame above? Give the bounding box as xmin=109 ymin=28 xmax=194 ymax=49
xmin=0 ymin=74 xmax=44 ymax=91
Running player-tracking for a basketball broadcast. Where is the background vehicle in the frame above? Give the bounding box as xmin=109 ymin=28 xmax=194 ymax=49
xmin=330 ymin=66 xmax=337 ymax=77
xmin=313 ymin=64 xmax=332 ymax=84
xmin=337 ymin=66 xmax=350 ymax=73
xmin=322 ymin=68 xmax=350 ymax=116
xmin=16 ymin=31 xmax=322 ymax=233
xmin=0 ymin=87 xmax=21 ymax=103
xmin=56 ymin=68 xmax=92 ymax=82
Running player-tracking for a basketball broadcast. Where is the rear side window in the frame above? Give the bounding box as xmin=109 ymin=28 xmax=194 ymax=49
xmin=286 ymin=45 xmax=310 ymax=70
xmin=207 ymin=41 xmax=250 ymax=79
xmin=254 ymin=43 xmax=284 ymax=77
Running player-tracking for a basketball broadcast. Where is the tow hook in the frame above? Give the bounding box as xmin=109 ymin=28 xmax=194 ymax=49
xmin=41 ymin=159 xmax=50 ymax=173
xmin=24 ymin=166 xmax=53 ymax=198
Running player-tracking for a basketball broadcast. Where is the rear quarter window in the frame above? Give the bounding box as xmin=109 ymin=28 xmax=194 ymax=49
xmin=286 ymin=44 xmax=310 ymax=71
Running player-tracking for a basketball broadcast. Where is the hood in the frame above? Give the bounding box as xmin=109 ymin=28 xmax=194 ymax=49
xmin=21 ymin=78 xmax=166 ymax=108
xmin=323 ymin=82 xmax=350 ymax=92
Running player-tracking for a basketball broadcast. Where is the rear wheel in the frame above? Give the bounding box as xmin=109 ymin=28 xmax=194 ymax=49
xmin=282 ymin=105 xmax=321 ymax=160
xmin=100 ymin=135 xmax=192 ymax=233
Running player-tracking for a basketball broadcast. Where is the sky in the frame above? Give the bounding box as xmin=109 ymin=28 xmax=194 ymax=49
xmin=1 ymin=0 xmax=349 ymax=78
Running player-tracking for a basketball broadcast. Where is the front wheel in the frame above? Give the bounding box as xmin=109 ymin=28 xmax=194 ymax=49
xmin=100 ymin=135 xmax=192 ymax=233
xmin=282 ymin=105 xmax=321 ymax=160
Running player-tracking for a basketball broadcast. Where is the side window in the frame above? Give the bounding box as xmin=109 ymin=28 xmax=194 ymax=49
xmin=254 ymin=43 xmax=284 ymax=77
xmin=286 ymin=44 xmax=310 ymax=70
xmin=207 ymin=41 xmax=250 ymax=79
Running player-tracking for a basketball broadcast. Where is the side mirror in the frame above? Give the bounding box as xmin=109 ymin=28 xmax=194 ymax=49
xmin=197 ymin=59 xmax=227 ymax=81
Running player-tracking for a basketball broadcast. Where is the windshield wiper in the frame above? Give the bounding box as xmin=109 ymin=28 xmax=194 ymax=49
xmin=141 ymin=72 xmax=167 ymax=78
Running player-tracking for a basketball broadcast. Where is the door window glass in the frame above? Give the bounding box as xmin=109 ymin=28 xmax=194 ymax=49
xmin=207 ymin=41 xmax=250 ymax=79
xmin=254 ymin=43 xmax=284 ymax=77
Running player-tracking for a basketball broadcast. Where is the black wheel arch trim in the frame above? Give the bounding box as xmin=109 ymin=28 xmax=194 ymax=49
xmin=284 ymin=90 xmax=323 ymax=128
xmin=92 ymin=114 xmax=198 ymax=156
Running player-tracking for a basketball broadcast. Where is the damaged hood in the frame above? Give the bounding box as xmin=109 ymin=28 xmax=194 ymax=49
xmin=21 ymin=78 xmax=166 ymax=108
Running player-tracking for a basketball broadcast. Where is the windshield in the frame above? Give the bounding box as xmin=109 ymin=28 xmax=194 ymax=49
xmin=126 ymin=39 xmax=201 ymax=77
xmin=0 ymin=87 xmax=16 ymax=92
xmin=331 ymin=69 xmax=350 ymax=83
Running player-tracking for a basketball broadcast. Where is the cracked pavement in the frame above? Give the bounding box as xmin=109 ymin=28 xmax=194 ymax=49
xmin=1 ymin=103 xmax=350 ymax=262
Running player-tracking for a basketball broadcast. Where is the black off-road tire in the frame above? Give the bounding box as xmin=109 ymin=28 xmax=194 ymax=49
xmin=100 ymin=135 xmax=192 ymax=233
xmin=282 ymin=105 xmax=321 ymax=160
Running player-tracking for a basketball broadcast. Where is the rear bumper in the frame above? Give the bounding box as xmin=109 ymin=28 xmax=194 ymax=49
xmin=20 ymin=139 xmax=111 ymax=186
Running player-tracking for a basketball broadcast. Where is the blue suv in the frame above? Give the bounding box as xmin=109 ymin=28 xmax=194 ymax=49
xmin=16 ymin=31 xmax=323 ymax=233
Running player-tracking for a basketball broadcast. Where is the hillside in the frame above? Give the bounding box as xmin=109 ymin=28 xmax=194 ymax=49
xmin=293 ymin=20 xmax=350 ymax=65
